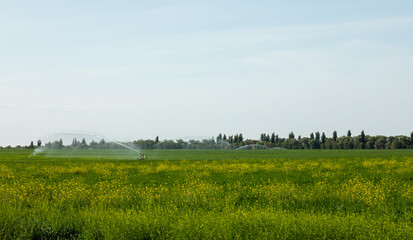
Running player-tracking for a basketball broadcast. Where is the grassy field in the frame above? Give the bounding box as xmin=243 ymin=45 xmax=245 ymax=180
xmin=0 ymin=149 xmax=412 ymax=239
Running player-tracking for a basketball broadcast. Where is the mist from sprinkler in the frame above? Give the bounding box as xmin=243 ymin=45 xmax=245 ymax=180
xmin=31 ymin=131 xmax=145 ymax=159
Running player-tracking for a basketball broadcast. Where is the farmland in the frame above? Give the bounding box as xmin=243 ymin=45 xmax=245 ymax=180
xmin=0 ymin=149 xmax=413 ymax=239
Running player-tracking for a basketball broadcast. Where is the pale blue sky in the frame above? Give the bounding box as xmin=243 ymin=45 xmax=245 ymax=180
xmin=1 ymin=0 xmax=412 ymax=146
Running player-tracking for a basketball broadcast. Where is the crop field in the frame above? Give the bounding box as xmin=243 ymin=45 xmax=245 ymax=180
xmin=0 ymin=149 xmax=413 ymax=239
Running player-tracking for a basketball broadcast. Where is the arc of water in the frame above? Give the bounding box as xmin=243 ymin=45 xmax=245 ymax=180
xmin=40 ymin=131 xmax=142 ymax=154
xmin=111 ymin=141 xmax=141 ymax=154
xmin=151 ymin=142 xmax=164 ymax=149
xmin=236 ymin=144 xmax=270 ymax=150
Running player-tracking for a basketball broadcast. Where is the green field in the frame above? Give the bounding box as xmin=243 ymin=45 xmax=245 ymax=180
xmin=1 ymin=149 xmax=413 ymax=239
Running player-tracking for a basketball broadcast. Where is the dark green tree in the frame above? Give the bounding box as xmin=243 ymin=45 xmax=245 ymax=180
xmin=386 ymin=136 xmax=395 ymax=149
xmin=374 ymin=136 xmax=386 ymax=149
xmin=301 ymin=138 xmax=310 ymax=149
xmin=410 ymin=132 xmax=413 ymax=148
xmin=315 ymin=132 xmax=321 ymax=149
xmin=234 ymin=134 xmax=239 ymax=144
xmin=365 ymin=136 xmax=375 ymax=149
xmin=271 ymin=133 xmax=275 ymax=144
xmin=80 ymin=138 xmax=87 ymax=149
xmin=321 ymin=132 xmax=326 ymax=144
xmin=72 ymin=138 xmax=78 ymax=148
xmin=155 ymin=136 xmax=159 ymax=143
xmin=333 ymin=131 xmax=337 ymax=142
xmin=99 ymin=139 xmax=106 ymax=149
xmin=347 ymin=130 xmax=352 ymax=137
xmin=89 ymin=140 xmax=98 ymax=149
xmin=260 ymin=133 xmax=270 ymax=142
xmin=360 ymin=130 xmax=366 ymax=149
xmin=239 ymin=133 xmax=244 ymax=143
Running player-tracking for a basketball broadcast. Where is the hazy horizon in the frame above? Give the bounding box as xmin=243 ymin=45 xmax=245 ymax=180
xmin=1 ymin=1 xmax=413 ymax=146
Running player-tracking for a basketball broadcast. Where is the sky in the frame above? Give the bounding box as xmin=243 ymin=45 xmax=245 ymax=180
xmin=1 ymin=0 xmax=413 ymax=146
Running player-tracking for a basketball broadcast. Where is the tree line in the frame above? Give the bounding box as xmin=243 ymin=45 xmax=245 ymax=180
xmin=133 ymin=131 xmax=413 ymax=150
xmin=253 ymin=130 xmax=413 ymax=150
xmin=4 ymin=131 xmax=413 ymax=150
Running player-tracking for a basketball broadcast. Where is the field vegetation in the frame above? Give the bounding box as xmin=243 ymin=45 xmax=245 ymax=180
xmin=0 ymin=149 xmax=412 ymax=239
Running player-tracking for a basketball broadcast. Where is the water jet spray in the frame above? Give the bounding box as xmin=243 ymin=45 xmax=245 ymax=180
xmin=31 ymin=131 xmax=146 ymax=160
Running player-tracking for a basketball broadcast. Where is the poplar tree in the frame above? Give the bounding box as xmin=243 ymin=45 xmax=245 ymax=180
xmin=81 ymin=138 xmax=87 ymax=149
xmin=315 ymin=132 xmax=321 ymax=149
xmin=360 ymin=130 xmax=366 ymax=149
xmin=333 ymin=131 xmax=337 ymax=141
xmin=72 ymin=138 xmax=78 ymax=148
xmin=271 ymin=133 xmax=275 ymax=144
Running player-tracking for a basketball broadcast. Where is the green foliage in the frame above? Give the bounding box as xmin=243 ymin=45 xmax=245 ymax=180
xmin=321 ymin=132 xmax=326 ymax=145
xmin=360 ymin=130 xmax=366 ymax=149
xmin=0 ymin=149 xmax=413 ymax=239
xmin=19 ymin=129 xmax=413 ymax=151
xmin=270 ymin=132 xmax=275 ymax=144
xmin=411 ymin=132 xmax=413 ymax=149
